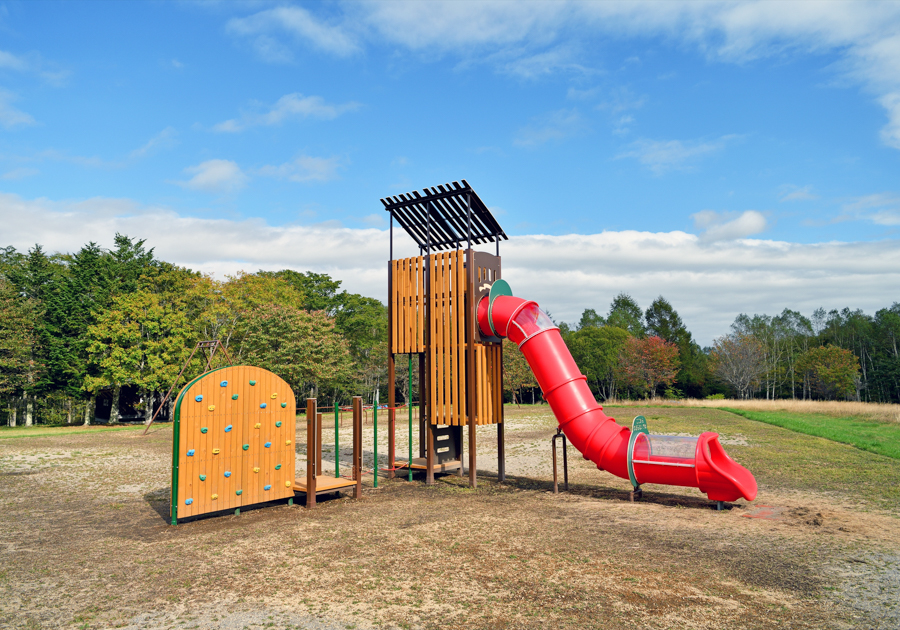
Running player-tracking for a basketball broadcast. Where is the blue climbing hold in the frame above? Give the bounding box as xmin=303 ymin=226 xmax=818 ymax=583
xmin=281 ymin=402 xmax=287 ymax=408
xmin=225 ymin=424 xmax=233 ymax=432
xmin=186 ymin=449 xmax=195 ymax=456
xmin=224 ymin=471 xmax=231 ymax=478
xmin=275 ymin=421 xmax=282 ymax=427
xmin=260 ymin=403 xmax=267 ymax=409
xmin=220 ymin=380 xmax=228 ymax=387
xmin=264 ymin=442 xmax=271 ymax=448
xmin=200 ymin=427 xmax=208 ymax=434
xmin=264 ymin=485 xmax=271 ymax=491
xmin=199 ymin=475 xmax=206 ymax=481
xmin=275 ymin=464 xmax=282 ymax=470
xmin=195 ymin=395 xmax=203 ymax=402
xmin=185 ymin=498 xmax=193 ymax=505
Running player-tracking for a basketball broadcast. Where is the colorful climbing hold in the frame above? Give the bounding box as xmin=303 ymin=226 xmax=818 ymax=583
xmin=249 ymin=380 xmax=256 ymax=386
xmin=253 ymin=467 xmax=260 ymax=473
xmin=200 ymin=427 xmax=208 ymax=434
xmin=232 ymin=394 xmax=238 ymax=400
xmin=271 ymin=393 xmax=278 ymax=399
xmin=254 ymin=423 xmax=261 ymax=429
xmin=224 ymin=424 xmax=232 ymax=432
xmin=276 ymin=421 xmax=282 ymax=427
xmin=285 ymin=440 xmax=291 ymax=446
xmin=275 ymin=464 xmax=282 ymax=470
xmin=264 ymin=442 xmax=271 ymax=448
xmin=220 ymin=380 xmax=228 ymax=387
xmin=285 ymin=481 xmax=291 ymax=487
xmin=236 ymin=489 xmax=242 ymax=495
xmin=208 ymin=405 xmax=215 ymax=411
xmin=187 ymin=449 xmax=195 ymax=456
xmin=260 ymin=403 xmax=267 ymax=409
xmin=224 ymin=471 xmax=231 ymax=478
xmin=211 ymin=494 xmax=218 ymax=500
xmin=195 ymin=395 xmax=203 ymax=402
xmin=281 ymin=402 xmax=287 ymax=408
xmin=199 ymin=475 xmax=206 ymax=481
xmin=264 ymin=485 xmax=271 ymax=491
xmin=213 ymin=448 xmax=220 ymax=454
xmin=242 ymin=444 xmax=249 ymax=451
xmin=185 ymin=498 xmax=193 ymax=505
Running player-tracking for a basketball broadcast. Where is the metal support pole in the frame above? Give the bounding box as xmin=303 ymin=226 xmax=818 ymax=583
xmin=373 ymin=393 xmax=378 ymax=488
xmin=552 ymin=429 xmax=568 ymax=493
xmin=306 ymin=398 xmax=317 ymax=508
xmin=334 ymin=401 xmax=339 ymax=478
xmin=408 ymin=354 xmax=413 ymax=482
xmin=353 ymin=397 xmax=362 ymax=499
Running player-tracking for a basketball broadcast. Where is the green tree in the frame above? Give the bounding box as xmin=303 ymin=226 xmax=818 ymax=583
xmin=607 ymin=293 xmax=644 ymax=337
xmin=241 ymin=305 xmax=353 ymax=403
xmin=796 ymin=345 xmax=860 ymax=400
xmin=502 ymin=338 xmax=537 ymax=406
xmin=567 ymin=325 xmax=629 ymax=400
xmin=576 ymin=308 xmax=605 ymax=330
xmin=709 ymin=332 xmax=765 ymax=399
xmin=0 ymin=278 xmax=41 ymax=426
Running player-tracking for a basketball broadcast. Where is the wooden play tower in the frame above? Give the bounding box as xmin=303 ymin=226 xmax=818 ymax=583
xmin=384 ymin=181 xmax=508 ymax=487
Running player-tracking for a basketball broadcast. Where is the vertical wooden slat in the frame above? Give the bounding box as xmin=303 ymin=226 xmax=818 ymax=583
xmin=442 ymin=252 xmax=451 ymax=425
xmin=449 ymin=252 xmax=458 ymax=427
xmin=306 ymin=398 xmax=316 ymax=508
xmin=417 ymin=256 xmax=424 ymax=351
xmin=456 ymin=250 xmax=466 ymax=427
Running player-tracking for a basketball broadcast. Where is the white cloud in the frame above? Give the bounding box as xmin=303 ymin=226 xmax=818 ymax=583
xmin=1 ymin=167 xmax=39 ymax=180
xmin=0 ymin=50 xmax=29 ymax=71
xmin=779 ymin=185 xmax=818 ymax=202
xmin=617 ymin=135 xmax=735 ymax=174
xmin=0 ymin=89 xmax=35 ymax=128
xmin=514 ymin=108 xmax=587 ymax=147
xmin=129 ymin=127 xmax=178 ymax=159
xmin=256 ymin=155 xmax=342 ymax=183
xmin=227 ymin=6 xmax=360 ymax=60
xmin=841 ymin=192 xmax=900 ymax=226
xmin=175 ymin=159 xmax=247 ymax=194
xmin=2 ymin=192 xmax=898 ymax=345
xmin=213 ymin=93 xmax=360 ymax=133
xmin=691 ymin=210 xmax=768 ymax=240
xmin=878 ymin=92 xmax=900 ymax=149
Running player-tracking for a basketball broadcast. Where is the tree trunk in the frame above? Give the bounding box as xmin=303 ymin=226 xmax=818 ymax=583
xmin=109 ymin=386 xmax=121 ymax=424
xmin=144 ymin=390 xmax=153 ymax=425
xmin=25 ymin=396 xmax=33 ymax=426
xmin=9 ymin=400 xmax=16 ymax=427
xmin=67 ymin=398 xmax=73 ymax=424
xmin=83 ymin=399 xmax=93 ymax=426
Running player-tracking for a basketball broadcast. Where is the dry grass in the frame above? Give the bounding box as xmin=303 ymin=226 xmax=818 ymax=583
xmin=604 ymin=397 xmax=900 ymax=424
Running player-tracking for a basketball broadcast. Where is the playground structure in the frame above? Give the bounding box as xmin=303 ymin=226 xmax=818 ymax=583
xmin=170 ymin=365 xmax=365 ymax=523
xmin=384 ymin=181 xmax=508 ymax=487
xmin=384 ymin=180 xmax=757 ymax=505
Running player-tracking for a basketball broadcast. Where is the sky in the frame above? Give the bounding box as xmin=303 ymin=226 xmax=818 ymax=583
xmin=1 ymin=1 xmax=899 ymax=345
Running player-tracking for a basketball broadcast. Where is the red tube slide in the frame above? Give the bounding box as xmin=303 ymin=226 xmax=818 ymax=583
xmin=479 ymin=294 xmax=757 ymax=502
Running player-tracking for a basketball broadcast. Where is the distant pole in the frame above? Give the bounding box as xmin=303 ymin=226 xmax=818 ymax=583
xmin=373 ymin=391 xmax=379 ymax=488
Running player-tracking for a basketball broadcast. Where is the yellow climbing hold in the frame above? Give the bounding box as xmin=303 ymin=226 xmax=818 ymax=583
xmin=271 ymin=393 xmax=277 ymax=399
xmin=211 ymin=494 xmax=218 ymax=500
xmin=285 ymin=481 xmax=291 ymax=487
xmin=253 ymin=467 xmax=260 ymax=473
xmin=285 ymin=440 xmax=292 ymax=446
xmin=208 ymin=405 xmax=215 ymax=411
xmin=254 ymin=422 xmax=261 ymax=429
xmin=212 ymin=448 xmax=220 ymax=454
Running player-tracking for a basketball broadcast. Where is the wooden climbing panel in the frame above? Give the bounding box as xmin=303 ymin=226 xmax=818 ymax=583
xmin=171 ymin=366 xmax=296 ymax=522
xmin=390 ymin=255 xmax=426 ymax=354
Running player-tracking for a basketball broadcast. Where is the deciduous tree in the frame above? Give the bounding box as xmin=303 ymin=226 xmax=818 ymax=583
xmin=619 ymin=335 xmax=679 ymax=398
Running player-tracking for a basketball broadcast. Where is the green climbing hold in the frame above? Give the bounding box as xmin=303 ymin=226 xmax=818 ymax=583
xmin=199 ymin=475 xmax=206 ymax=481
xmin=232 ymin=394 xmax=238 ymax=400
xmin=275 ymin=421 xmax=282 ymax=427
xmin=242 ymin=444 xmax=249 ymax=451
xmin=236 ymin=489 xmax=243 ymax=496
xmin=200 ymin=427 xmax=208 ymax=434
xmin=249 ymin=380 xmax=256 ymax=386
xmin=275 ymin=464 xmax=282 ymax=470
xmin=281 ymin=402 xmax=287 ymax=408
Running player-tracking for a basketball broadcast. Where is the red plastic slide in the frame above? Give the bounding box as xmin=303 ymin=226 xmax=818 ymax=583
xmin=478 ymin=289 xmax=757 ymax=503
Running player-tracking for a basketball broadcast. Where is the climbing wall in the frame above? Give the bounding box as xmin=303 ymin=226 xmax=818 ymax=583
xmin=171 ymin=366 xmax=296 ymax=522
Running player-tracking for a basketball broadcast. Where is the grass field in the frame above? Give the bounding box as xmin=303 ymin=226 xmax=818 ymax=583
xmin=0 ymin=423 xmax=146 ymax=440
xmin=0 ymin=403 xmax=898 ymax=629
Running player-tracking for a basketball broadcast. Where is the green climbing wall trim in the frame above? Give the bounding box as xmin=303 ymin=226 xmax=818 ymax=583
xmin=486 ymin=278 xmax=513 ymax=337
xmin=626 ymin=415 xmax=649 ymax=489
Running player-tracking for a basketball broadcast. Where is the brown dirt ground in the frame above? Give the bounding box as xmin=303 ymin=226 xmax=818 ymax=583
xmin=0 ymin=405 xmax=898 ymax=630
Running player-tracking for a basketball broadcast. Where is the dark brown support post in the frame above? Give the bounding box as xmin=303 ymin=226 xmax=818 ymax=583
xmin=497 ymin=421 xmax=505 ymax=483
xmin=418 ymin=354 xmax=426 ymax=458
xmin=306 ymin=399 xmax=317 ymax=508
xmin=466 ymin=248 xmax=477 ymax=488
xmin=353 ymin=396 xmax=363 ymax=499
xmin=424 ymin=252 xmax=434 ymax=485
xmin=316 ymin=412 xmax=323 ymax=475
xmin=387 ymin=260 xmax=396 ymax=479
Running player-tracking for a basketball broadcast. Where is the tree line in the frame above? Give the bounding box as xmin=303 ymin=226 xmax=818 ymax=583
xmin=0 ymin=235 xmax=386 ymax=426
xmin=2 ymin=236 xmax=897 ymax=426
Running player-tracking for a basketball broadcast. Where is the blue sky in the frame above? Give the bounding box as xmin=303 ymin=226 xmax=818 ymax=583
xmin=2 ymin=1 xmax=899 ymax=343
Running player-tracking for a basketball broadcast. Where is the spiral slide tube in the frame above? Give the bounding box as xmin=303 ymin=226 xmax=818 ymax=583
xmin=478 ymin=290 xmax=757 ymax=503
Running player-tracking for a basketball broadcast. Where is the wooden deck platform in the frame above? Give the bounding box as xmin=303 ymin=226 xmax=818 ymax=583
xmin=293 ymin=476 xmax=357 ymax=495
xmin=394 ymin=457 xmax=462 ymax=473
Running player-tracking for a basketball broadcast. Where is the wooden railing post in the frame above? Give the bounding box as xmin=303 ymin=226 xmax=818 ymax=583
xmin=306 ymin=399 xmax=317 ymax=508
